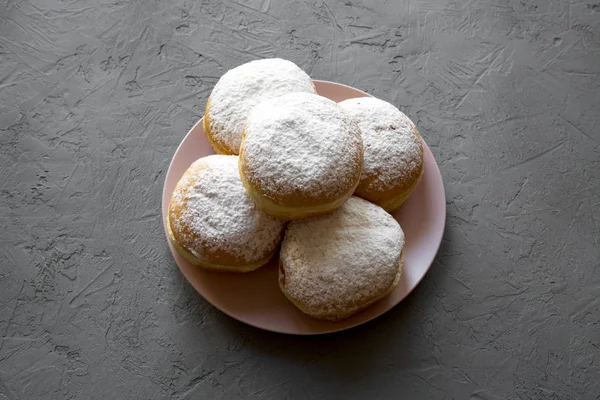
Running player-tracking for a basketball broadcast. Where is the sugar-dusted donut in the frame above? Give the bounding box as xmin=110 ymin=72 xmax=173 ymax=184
xmin=239 ymin=92 xmax=363 ymax=220
xmin=279 ymin=197 xmax=405 ymax=321
xmin=339 ymin=97 xmax=424 ymax=211
xmin=168 ymin=155 xmax=285 ymax=272
xmin=204 ymin=58 xmax=316 ymax=155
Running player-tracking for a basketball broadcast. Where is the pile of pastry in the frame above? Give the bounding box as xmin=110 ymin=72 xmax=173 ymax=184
xmin=168 ymin=59 xmax=424 ymax=321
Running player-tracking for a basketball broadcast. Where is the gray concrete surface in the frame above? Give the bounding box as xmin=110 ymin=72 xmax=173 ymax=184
xmin=1 ymin=0 xmax=599 ymax=398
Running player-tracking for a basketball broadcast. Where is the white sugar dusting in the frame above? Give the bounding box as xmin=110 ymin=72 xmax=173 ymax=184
xmin=281 ymin=197 xmax=404 ymax=315
xmin=207 ymin=58 xmax=315 ymax=153
xmin=339 ymin=97 xmax=422 ymax=192
xmin=242 ymin=92 xmax=363 ymax=200
xmin=171 ymin=155 xmax=284 ymax=264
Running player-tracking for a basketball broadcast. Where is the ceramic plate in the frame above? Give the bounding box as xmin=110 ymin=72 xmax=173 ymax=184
xmin=162 ymin=80 xmax=446 ymax=334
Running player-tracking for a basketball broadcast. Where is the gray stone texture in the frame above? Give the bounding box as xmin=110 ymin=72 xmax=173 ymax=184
xmin=1 ymin=0 xmax=599 ymax=399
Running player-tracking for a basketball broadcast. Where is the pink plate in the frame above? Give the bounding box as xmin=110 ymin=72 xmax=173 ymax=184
xmin=162 ymin=80 xmax=446 ymax=334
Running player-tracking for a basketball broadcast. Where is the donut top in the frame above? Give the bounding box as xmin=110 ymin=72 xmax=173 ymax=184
xmin=280 ymin=197 xmax=404 ymax=314
xmin=241 ymin=92 xmax=363 ymax=205
xmin=207 ymin=58 xmax=315 ymax=154
xmin=169 ymin=155 xmax=284 ymax=265
xmin=339 ymin=97 xmax=423 ymax=194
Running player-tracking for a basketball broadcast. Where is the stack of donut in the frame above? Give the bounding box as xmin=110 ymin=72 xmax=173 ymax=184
xmin=168 ymin=58 xmax=424 ymax=321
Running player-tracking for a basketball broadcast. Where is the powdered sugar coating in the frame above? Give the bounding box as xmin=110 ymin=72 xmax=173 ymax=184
xmin=169 ymin=155 xmax=285 ymax=266
xmin=241 ymin=92 xmax=363 ymax=204
xmin=206 ymin=58 xmax=315 ymax=154
xmin=280 ymin=197 xmax=404 ymax=318
xmin=338 ymin=97 xmax=423 ymax=195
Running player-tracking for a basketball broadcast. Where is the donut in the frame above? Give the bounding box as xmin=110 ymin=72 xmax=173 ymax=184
xmin=338 ymin=97 xmax=424 ymax=211
xmin=239 ymin=92 xmax=364 ymax=220
xmin=204 ymin=58 xmax=316 ymax=155
xmin=167 ymin=155 xmax=285 ymax=272
xmin=279 ymin=197 xmax=405 ymax=321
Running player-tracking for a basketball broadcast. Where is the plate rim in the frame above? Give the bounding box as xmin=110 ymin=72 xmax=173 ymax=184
xmin=162 ymin=79 xmax=446 ymax=335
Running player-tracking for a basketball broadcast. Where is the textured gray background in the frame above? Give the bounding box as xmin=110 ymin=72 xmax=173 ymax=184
xmin=1 ymin=0 xmax=599 ymax=398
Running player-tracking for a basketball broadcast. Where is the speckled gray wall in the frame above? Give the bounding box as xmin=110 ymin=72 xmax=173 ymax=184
xmin=1 ymin=0 xmax=599 ymax=399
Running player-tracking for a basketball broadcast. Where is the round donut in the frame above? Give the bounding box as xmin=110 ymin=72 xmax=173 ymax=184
xmin=279 ymin=197 xmax=405 ymax=321
xmin=204 ymin=58 xmax=316 ymax=155
xmin=338 ymin=97 xmax=424 ymax=211
xmin=239 ymin=92 xmax=364 ymax=220
xmin=168 ymin=155 xmax=285 ymax=272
